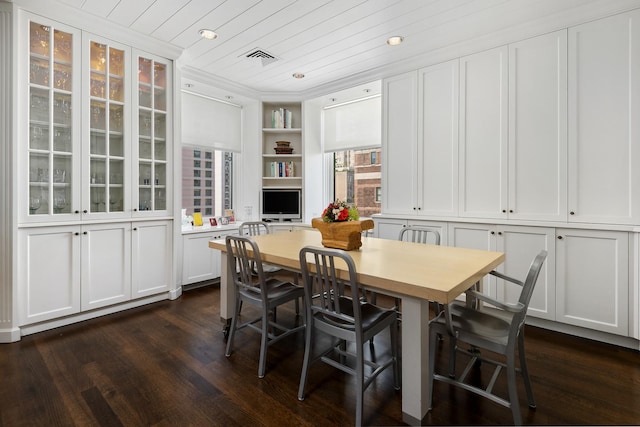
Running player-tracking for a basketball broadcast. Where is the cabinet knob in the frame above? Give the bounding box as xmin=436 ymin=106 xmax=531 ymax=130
xmin=412 ymin=207 xmax=416 ymax=211
xmin=133 ymin=208 xmax=138 ymax=212
xmin=83 ymin=231 xmax=88 ymax=235
xmin=502 ymin=209 xmax=506 ymax=213
xmin=498 ymin=231 xmax=502 ymax=236
xmin=509 ymin=209 xmax=513 ymax=213
xmin=133 ymin=227 xmax=138 ymax=231
xmin=83 ymin=209 xmax=88 ymax=214
xmin=558 ymin=235 xmax=563 ymax=240
xmin=491 ymin=231 xmax=495 ymax=235
xmin=75 ymin=210 xmax=80 ymax=214
xmin=74 ymin=232 xmax=79 ymax=236
xmin=570 ymin=211 xmax=575 ymax=215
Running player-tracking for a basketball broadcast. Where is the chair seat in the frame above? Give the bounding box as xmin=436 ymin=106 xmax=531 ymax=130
xmin=240 ymin=278 xmax=302 ymax=304
xmin=432 ymin=303 xmax=513 ymax=350
xmin=317 ymin=297 xmax=397 ymax=332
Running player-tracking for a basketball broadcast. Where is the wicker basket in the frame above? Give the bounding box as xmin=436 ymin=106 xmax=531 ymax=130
xmin=311 ymin=218 xmax=374 ymax=251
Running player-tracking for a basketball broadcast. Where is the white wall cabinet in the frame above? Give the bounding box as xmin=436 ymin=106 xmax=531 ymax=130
xmin=81 ymin=222 xmax=131 ymax=311
xmin=568 ymin=10 xmax=640 ymax=225
xmin=458 ymin=46 xmax=508 ymax=219
xmin=556 ymin=228 xmax=629 ymax=335
xmin=182 ymin=228 xmax=237 ymax=285
xmin=19 ymin=225 xmax=81 ymax=324
xmin=508 ymin=31 xmax=568 ymax=221
xmin=132 ymin=220 xmax=172 ymax=298
xmin=381 ymin=71 xmax=418 ymax=215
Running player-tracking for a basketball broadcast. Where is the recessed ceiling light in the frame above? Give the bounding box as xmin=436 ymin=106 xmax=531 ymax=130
xmin=363 ymin=89 xmax=371 ymax=93
xmin=329 ymin=97 xmax=337 ymax=102
xmin=199 ymin=29 xmax=218 ymax=40
xmin=292 ymin=72 xmax=305 ymax=79
xmin=386 ymin=36 xmax=404 ymax=46
xmin=184 ymin=83 xmax=194 ymax=88
xmin=225 ymin=95 xmax=233 ymax=100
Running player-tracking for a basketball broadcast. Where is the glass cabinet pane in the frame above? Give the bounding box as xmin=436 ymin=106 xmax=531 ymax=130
xmin=28 ymin=20 xmax=75 ymax=218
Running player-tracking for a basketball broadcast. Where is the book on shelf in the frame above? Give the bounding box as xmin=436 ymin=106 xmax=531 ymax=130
xmin=269 ymin=161 xmax=294 ymax=177
xmin=271 ymin=108 xmax=293 ymax=129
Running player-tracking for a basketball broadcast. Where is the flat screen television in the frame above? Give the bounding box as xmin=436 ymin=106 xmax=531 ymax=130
xmin=261 ymin=189 xmax=301 ymax=221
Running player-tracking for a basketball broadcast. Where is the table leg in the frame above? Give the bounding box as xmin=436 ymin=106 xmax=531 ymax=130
xmin=219 ymin=251 xmax=235 ymax=337
xmin=401 ymin=296 xmax=430 ymax=425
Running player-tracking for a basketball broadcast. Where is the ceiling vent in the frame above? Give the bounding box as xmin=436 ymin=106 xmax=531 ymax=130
xmin=243 ymin=48 xmax=279 ymax=66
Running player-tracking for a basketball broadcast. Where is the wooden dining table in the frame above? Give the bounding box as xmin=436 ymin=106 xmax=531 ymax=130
xmin=209 ymin=229 xmax=504 ymax=425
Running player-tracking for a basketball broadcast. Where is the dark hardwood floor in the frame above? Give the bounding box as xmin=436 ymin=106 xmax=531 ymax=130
xmin=1 ymin=283 xmax=639 ymax=426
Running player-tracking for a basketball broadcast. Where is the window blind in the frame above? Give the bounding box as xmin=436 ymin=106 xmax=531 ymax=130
xmin=181 ymin=91 xmax=242 ymax=152
xmin=323 ymin=95 xmax=381 ymax=152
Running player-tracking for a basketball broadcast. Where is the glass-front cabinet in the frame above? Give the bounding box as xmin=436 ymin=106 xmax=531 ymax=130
xmin=84 ymin=36 xmax=130 ymax=217
xmin=22 ymin=16 xmax=171 ymax=223
xmin=134 ymin=52 xmax=171 ymax=216
xmin=26 ymin=19 xmax=81 ymax=221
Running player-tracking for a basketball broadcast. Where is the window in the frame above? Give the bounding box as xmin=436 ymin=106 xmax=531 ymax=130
xmin=182 ymin=146 xmax=233 ymax=217
xmin=333 ymin=148 xmax=382 ymax=217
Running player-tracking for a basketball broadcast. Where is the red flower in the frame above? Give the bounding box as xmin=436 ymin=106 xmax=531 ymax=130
xmin=337 ymin=208 xmax=349 ymax=221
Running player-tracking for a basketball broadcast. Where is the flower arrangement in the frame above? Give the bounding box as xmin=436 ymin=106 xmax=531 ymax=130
xmin=321 ymin=200 xmax=360 ymax=223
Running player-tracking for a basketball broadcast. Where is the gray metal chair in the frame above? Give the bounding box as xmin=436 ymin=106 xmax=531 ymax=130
xmin=239 ymin=220 xmax=299 ymax=313
xmin=428 ymin=250 xmax=547 ymax=426
xmin=395 ymin=225 xmax=442 ymax=316
xmin=297 ymin=246 xmax=400 ymax=427
xmin=224 ymin=235 xmax=305 ymax=378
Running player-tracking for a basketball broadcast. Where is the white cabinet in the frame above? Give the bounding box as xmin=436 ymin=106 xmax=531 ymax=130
xmin=382 ymin=62 xmax=459 ymax=217
xmin=448 ymin=223 xmax=498 ymax=299
xmin=495 ymin=225 xmax=556 ymax=321
xmin=418 ymin=60 xmax=459 ymax=217
xmin=508 ymin=31 xmax=567 ymax=221
xmin=381 ymin=71 xmax=418 ymax=215
xmin=182 ymin=228 xmax=237 ymax=285
xmin=556 ymin=229 xmax=629 ymax=335
xmin=81 ymin=222 xmax=131 ymax=311
xmin=568 ymin=10 xmax=640 ymax=225
xmin=458 ymin=46 xmax=508 ymax=219
xmin=132 ymin=220 xmax=172 ymax=298
xmin=18 ymin=226 xmax=81 ymax=324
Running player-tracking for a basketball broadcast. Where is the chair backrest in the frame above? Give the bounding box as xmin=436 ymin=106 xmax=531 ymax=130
xmin=225 ymin=234 xmax=268 ymax=298
xmin=398 ymin=225 xmax=441 ymax=245
xmin=239 ymin=221 xmax=271 ymax=237
xmin=299 ymin=246 xmax=364 ymax=332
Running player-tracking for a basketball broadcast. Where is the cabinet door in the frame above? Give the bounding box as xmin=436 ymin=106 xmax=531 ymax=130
xmin=568 ymin=10 xmax=640 ymax=224
xmin=418 ymin=60 xmax=459 ymax=217
xmin=22 ymin=16 xmax=81 ymax=223
xmin=382 ymin=71 xmax=418 ymax=215
xmin=496 ymin=226 xmax=556 ymax=321
xmin=134 ymin=51 xmax=172 ymax=216
xmin=373 ymin=217 xmax=407 ymax=240
xmin=509 ymin=31 xmax=568 ymax=221
xmin=447 ymin=223 xmax=497 ymax=299
xmin=81 ymin=222 xmax=131 ymax=310
xmin=83 ymin=33 xmax=131 ymax=219
xmin=131 ymin=220 xmax=172 ymax=297
xmin=459 ymin=46 xmax=508 ymax=219
xmin=556 ymin=229 xmax=629 ymax=335
xmin=182 ymin=232 xmax=218 ymax=285
xmin=18 ymin=226 xmax=81 ymax=325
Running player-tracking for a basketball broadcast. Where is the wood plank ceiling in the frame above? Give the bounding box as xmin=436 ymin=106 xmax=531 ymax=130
xmin=52 ymin=0 xmax=635 ymax=97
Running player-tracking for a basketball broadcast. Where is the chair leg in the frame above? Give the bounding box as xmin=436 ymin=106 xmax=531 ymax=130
xmin=390 ymin=318 xmax=400 ymax=390
xmin=298 ymin=318 xmax=313 ymax=400
xmin=518 ymin=332 xmax=536 ymax=408
xmin=506 ymin=352 xmax=522 ymax=426
xmin=225 ymin=297 xmax=241 ymax=357
xmin=258 ymin=306 xmax=270 ymax=378
xmin=427 ymin=327 xmax=439 ymax=410
xmin=448 ymin=335 xmax=457 ymax=378
xmin=355 ymin=344 xmax=365 ymax=427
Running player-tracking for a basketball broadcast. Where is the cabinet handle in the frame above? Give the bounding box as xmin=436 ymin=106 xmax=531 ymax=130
xmin=133 ymin=208 xmax=138 ymax=212
xmin=133 ymin=227 xmax=138 ymax=231
xmin=509 ymin=209 xmax=513 ymax=213
xmin=75 ymin=210 xmax=80 ymax=214
xmin=417 ymin=207 xmax=421 ymax=210
xmin=498 ymin=231 xmax=502 ymax=236
xmin=412 ymin=207 xmax=416 ymax=211
xmin=83 ymin=209 xmax=88 ymax=214
xmin=570 ymin=211 xmax=575 ymax=215
xmin=558 ymin=235 xmax=563 ymax=240
xmin=83 ymin=231 xmax=88 ymax=235
xmin=502 ymin=209 xmax=506 ymax=213
xmin=491 ymin=231 xmax=495 ymax=235
xmin=74 ymin=232 xmax=79 ymax=236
